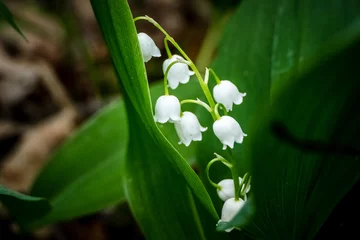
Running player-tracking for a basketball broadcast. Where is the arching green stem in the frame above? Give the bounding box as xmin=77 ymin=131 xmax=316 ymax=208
xmin=206 ymin=157 xmax=232 ymax=190
xmin=180 ymin=99 xmax=215 ymax=119
xmin=164 ymin=37 xmax=172 ymax=58
xmin=214 ymin=103 xmax=228 ymax=120
xmin=209 ymin=68 xmax=221 ymax=84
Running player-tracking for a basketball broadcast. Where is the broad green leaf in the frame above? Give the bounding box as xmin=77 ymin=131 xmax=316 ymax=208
xmin=221 ymin=20 xmax=360 ymax=239
xmin=0 ymin=185 xmax=50 ymax=227
xmin=29 ymin=101 xmax=128 ymax=227
xmin=27 ymin=80 xmax=201 ymax=228
xmin=91 ymin=0 xmax=217 ymax=239
xmin=194 ymin=0 xmax=360 ymax=237
xmin=0 ymin=0 xmax=26 ymax=39
xmin=199 ymin=0 xmax=360 ymax=172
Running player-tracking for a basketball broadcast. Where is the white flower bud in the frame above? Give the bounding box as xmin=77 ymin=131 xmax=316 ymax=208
xmin=217 ymin=177 xmax=250 ymax=201
xmin=213 ymin=116 xmax=247 ymax=150
xmin=217 ymin=197 xmax=245 ymax=232
xmin=154 ymin=95 xmax=181 ymax=123
xmin=163 ymin=55 xmax=194 ymax=89
xmin=174 ymin=112 xmax=207 ymax=147
xmin=213 ymin=80 xmax=246 ymax=111
xmin=137 ymin=32 xmax=161 ymax=62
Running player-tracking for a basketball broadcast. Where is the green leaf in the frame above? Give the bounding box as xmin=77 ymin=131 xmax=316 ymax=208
xmin=0 ymin=185 xmax=50 ymax=227
xmin=29 ymin=101 xmax=128 ymax=226
xmin=0 ymin=0 xmax=26 ymax=40
xmin=207 ymin=0 xmax=360 ymax=160
xmin=90 ymin=0 xmax=217 ymax=239
xmin=28 ymin=80 xmax=201 ymax=228
xmin=228 ymin=20 xmax=360 ymax=239
xmin=195 ymin=0 xmax=360 ymax=237
xmin=124 ymin=107 xmax=209 ymax=240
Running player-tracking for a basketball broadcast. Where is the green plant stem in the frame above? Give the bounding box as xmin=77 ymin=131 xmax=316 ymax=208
xmin=163 ymin=78 xmax=169 ymax=95
xmin=180 ymin=99 xmax=214 ymax=118
xmin=206 ymin=158 xmax=232 ymax=189
xmin=214 ymin=103 xmax=228 ymax=120
xmin=164 ymin=37 xmax=172 ymax=58
xmin=226 ymin=148 xmax=240 ymax=201
xmin=209 ymin=68 xmax=221 ymax=84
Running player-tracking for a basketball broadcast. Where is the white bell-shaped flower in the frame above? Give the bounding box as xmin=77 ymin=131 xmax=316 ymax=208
xmin=217 ymin=179 xmax=234 ymax=201
xmin=137 ymin=32 xmax=161 ymax=62
xmin=217 ymin=197 xmax=245 ymax=232
xmin=163 ymin=54 xmax=194 ymax=89
xmin=213 ymin=80 xmax=246 ymax=111
xmin=154 ymin=95 xmax=181 ymax=123
xmin=174 ymin=111 xmax=207 ymax=147
xmin=217 ymin=178 xmax=251 ymax=201
xmin=213 ymin=116 xmax=247 ymax=150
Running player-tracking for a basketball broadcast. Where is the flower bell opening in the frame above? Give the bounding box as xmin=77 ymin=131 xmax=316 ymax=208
xmin=154 ymin=95 xmax=181 ymax=123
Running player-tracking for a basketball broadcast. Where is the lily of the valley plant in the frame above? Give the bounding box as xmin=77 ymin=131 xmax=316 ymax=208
xmin=135 ymin=16 xmax=251 ymax=232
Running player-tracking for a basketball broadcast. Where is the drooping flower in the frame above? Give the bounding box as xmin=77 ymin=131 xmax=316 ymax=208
xmin=213 ymin=116 xmax=247 ymax=150
xmin=174 ymin=112 xmax=207 ymax=146
xmin=217 ymin=179 xmax=234 ymax=201
xmin=137 ymin=32 xmax=161 ymax=62
xmin=154 ymin=95 xmax=181 ymax=123
xmin=213 ymin=80 xmax=246 ymax=111
xmin=217 ymin=197 xmax=245 ymax=232
xmin=163 ymin=54 xmax=194 ymax=89
xmin=217 ymin=178 xmax=251 ymax=201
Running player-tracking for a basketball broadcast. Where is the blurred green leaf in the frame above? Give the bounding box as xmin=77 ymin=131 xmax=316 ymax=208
xmin=0 ymin=185 xmax=50 ymax=227
xmin=0 ymin=0 xmax=26 ymax=40
xmin=222 ymin=20 xmax=360 ymax=239
xmin=244 ymin=24 xmax=360 ymax=239
xmin=90 ymin=0 xmax=217 ymax=239
xmin=29 ymin=101 xmax=128 ymax=226
xmin=195 ymin=0 xmax=360 ymax=237
xmin=28 ymin=80 xmax=202 ymax=228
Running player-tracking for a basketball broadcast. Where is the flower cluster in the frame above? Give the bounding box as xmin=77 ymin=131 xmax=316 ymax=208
xmin=135 ymin=16 xmax=250 ymax=233
xmin=137 ymin=31 xmax=246 ymax=149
